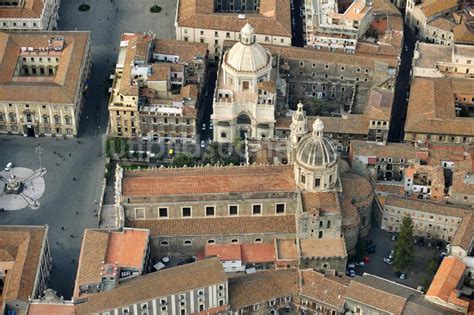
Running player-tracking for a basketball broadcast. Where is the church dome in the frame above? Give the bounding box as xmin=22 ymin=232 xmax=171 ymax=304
xmin=225 ymin=23 xmax=270 ymax=73
xmin=296 ymin=118 xmax=337 ymax=168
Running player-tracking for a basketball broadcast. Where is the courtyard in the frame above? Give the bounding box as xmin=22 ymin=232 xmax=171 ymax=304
xmin=355 ymin=225 xmax=445 ymax=291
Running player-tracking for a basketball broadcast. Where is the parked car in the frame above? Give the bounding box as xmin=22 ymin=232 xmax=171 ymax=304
xmin=4 ymin=162 xmax=13 ymax=171
xmin=418 ymin=237 xmax=425 ymax=247
xmin=389 ymin=249 xmax=395 ymax=259
xmin=436 ymin=240 xmax=443 ymax=250
xmin=209 ymin=122 xmax=214 ymax=130
xmin=363 ymin=256 xmax=370 ymax=264
xmin=391 ymin=234 xmax=397 ymax=241
xmin=200 ymin=140 xmax=205 ymax=148
xmin=201 ymin=123 xmax=206 ymax=131
xmin=365 ymin=240 xmax=376 ymax=254
xmin=355 ymin=261 xmax=366 ymax=267
xmin=346 ymin=264 xmax=356 ymax=277
xmin=383 ymin=257 xmax=393 ymax=265
xmin=396 ymin=271 xmax=407 ymax=280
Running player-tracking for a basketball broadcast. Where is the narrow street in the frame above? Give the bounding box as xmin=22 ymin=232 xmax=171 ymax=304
xmin=388 ymin=25 xmax=416 ymax=142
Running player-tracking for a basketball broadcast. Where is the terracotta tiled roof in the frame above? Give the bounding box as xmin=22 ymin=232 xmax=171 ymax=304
xmin=74 ymin=228 xmax=149 ymax=298
xmin=128 ymin=215 xmax=297 ymax=236
xmin=300 ymin=270 xmax=348 ymax=309
xmin=451 ymin=214 xmax=474 ymax=251
xmin=375 ymin=183 xmax=405 ymax=196
xmin=301 ymin=191 xmax=339 ymax=214
xmin=0 ymin=31 xmax=89 ymax=104
xmin=266 ymin=44 xmax=399 ymax=68
xmin=73 ymin=230 xmax=109 ymax=298
xmin=256 ymin=80 xmax=276 ymax=93
xmin=228 ymin=269 xmax=298 ymax=310
xmin=275 ymin=239 xmax=298 ymax=261
xmin=123 ymin=165 xmax=296 ymax=196
xmin=426 ymin=257 xmax=468 ymax=308
xmin=346 ymin=280 xmax=407 ymax=314
xmin=366 ymin=88 xmax=394 ymax=121
xmin=300 ymin=238 xmax=347 ymax=259
xmin=177 ymin=0 xmax=291 ymax=37
xmin=350 ymin=140 xmax=418 ymax=159
xmin=384 ymin=195 xmax=470 ymax=218
xmin=75 ymin=258 xmax=227 ymax=315
xmin=204 ymin=244 xmax=242 ymax=261
xmin=276 ymin=115 xmax=370 ymax=135
xmin=241 ymin=243 xmax=276 ymax=263
xmin=341 ymin=173 xmax=373 ymax=200
xmin=453 ymin=22 xmax=474 ymax=45
xmin=0 ymin=0 xmax=44 ymax=19
xmin=153 ymin=39 xmax=208 ymax=63
xmin=148 ymin=64 xmax=170 ymax=81
xmin=405 ymin=78 xmax=474 ymax=137
xmin=418 ymin=0 xmax=458 ymax=18
xmin=27 ymin=303 xmax=75 ymax=315
xmin=451 ymin=171 xmax=474 ymax=195
xmin=427 ymin=17 xmax=457 ymax=32
xmin=0 ymin=225 xmax=47 ymax=311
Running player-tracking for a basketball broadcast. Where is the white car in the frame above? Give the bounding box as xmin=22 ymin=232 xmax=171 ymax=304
xmin=209 ymin=122 xmax=213 ymax=130
xmin=200 ymin=140 xmax=205 ymax=148
xmin=201 ymin=123 xmax=206 ymax=131
xmin=383 ymin=257 xmax=393 ymax=265
xmin=4 ymin=162 xmax=13 ymax=171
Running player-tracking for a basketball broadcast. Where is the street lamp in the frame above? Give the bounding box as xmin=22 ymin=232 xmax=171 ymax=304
xmin=35 ymin=145 xmax=45 ymax=172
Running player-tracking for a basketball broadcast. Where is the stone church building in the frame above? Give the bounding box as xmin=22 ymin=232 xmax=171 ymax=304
xmin=117 ymin=104 xmax=374 ymax=272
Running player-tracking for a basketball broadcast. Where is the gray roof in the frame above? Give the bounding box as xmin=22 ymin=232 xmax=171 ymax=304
xmin=296 ymin=135 xmax=337 ymax=167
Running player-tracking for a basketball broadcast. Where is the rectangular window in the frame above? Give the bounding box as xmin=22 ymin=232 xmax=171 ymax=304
xmin=229 ymin=205 xmax=238 ymax=216
xmin=276 ymin=203 xmax=285 ymax=214
xmin=159 ymin=207 xmax=168 ymax=218
xmin=315 ymin=178 xmax=321 ymax=188
xmin=252 ymin=204 xmax=262 ymax=215
xmin=182 ymin=207 xmax=192 ymax=217
xmin=205 ymin=206 xmax=215 ymax=216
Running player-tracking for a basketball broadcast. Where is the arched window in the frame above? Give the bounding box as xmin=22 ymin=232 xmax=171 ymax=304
xmin=42 ymin=115 xmax=49 ymax=123
xmin=65 ymin=116 xmax=71 ymax=125
xmin=237 ymin=113 xmax=251 ymax=125
xmin=9 ymin=113 xmax=16 ymax=123
xmin=54 ymin=115 xmax=60 ymax=124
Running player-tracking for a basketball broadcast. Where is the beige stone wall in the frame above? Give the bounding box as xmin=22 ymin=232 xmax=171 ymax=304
xmin=381 ymin=204 xmax=462 ymax=241
xmin=126 ymin=196 xmax=297 ymax=220
xmin=0 ymin=0 xmax=60 ymax=31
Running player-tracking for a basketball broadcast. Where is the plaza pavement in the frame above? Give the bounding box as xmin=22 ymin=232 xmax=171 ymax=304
xmin=0 ymin=0 xmax=177 ymax=298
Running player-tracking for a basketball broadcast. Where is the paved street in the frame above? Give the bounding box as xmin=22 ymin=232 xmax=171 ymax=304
xmin=387 ymin=24 xmax=415 ymax=142
xmin=0 ymin=136 xmax=104 ymax=298
xmin=0 ymin=0 xmax=178 ymax=299
xmin=358 ymin=225 xmax=443 ymax=290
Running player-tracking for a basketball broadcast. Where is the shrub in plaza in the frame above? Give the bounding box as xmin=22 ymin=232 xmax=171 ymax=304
xmin=150 ymin=5 xmax=162 ymax=13
xmin=78 ymin=3 xmax=90 ymax=11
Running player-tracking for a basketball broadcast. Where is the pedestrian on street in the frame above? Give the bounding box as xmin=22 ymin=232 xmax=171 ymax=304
xmin=70 ymin=234 xmax=74 ymax=238
xmin=69 ymin=153 xmax=71 ymax=157
xmin=56 ymin=241 xmax=60 ymax=245
xmin=61 ymin=226 xmax=65 ymax=230
xmin=73 ymin=177 xmax=76 ymax=181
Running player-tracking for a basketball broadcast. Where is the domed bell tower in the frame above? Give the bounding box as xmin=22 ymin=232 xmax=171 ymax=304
xmin=288 ymin=102 xmax=308 ymax=164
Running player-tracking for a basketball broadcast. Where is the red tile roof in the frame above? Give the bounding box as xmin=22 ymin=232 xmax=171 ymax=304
xmin=123 ymin=165 xmax=296 ymax=196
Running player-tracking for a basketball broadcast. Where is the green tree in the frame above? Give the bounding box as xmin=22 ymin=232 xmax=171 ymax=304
xmin=105 ymin=138 xmax=112 ymax=157
xmin=203 ymin=143 xmax=224 ymax=165
xmin=393 ymin=215 xmax=415 ymax=272
xmin=307 ymin=98 xmax=328 ymax=116
xmin=172 ymin=153 xmax=195 ymax=167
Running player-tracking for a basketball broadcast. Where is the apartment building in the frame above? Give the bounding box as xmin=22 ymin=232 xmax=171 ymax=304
xmin=304 ymin=0 xmax=373 ymax=53
xmin=74 ymin=228 xmax=151 ymax=298
xmin=0 ymin=0 xmax=60 ymax=31
xmin=0 ymin=31 xmax=91 ymax=137
xmin=0 ymin=225 xmax=51 ymax=315
xmin=228 ymin=269 xmax=298 ymax=314
xmin=379 ymin=195 xmax=472 ymax=243
xmin=404 ymin=77 xmax=474 ymax=145
xmin=108 ymin=33 xmax=208 ymax=142
xmin=413 ymin=42 xmax=474 ymax=78
xmin=426 ymin=256 xmax=473 ymax=314
xmin=405 ymin=0 xmax=459 ymax=41
xmin=75 ymin=258 xmax=229 ymax=315
xmin=175 ymin=0 xmax=291 ymax=60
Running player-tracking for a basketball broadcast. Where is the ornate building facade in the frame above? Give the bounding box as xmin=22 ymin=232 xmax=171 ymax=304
xmin=212 ymin=23 xmax=278 ymax=143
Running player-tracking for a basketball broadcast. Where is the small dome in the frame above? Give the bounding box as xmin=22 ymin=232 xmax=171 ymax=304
xmin=296 ymin=118 xmax=337 ymax=167
xmin=225 ymin=23 xmax=270 ymax=73
xmin=293 ymin=102 xmax=306 ymax=122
